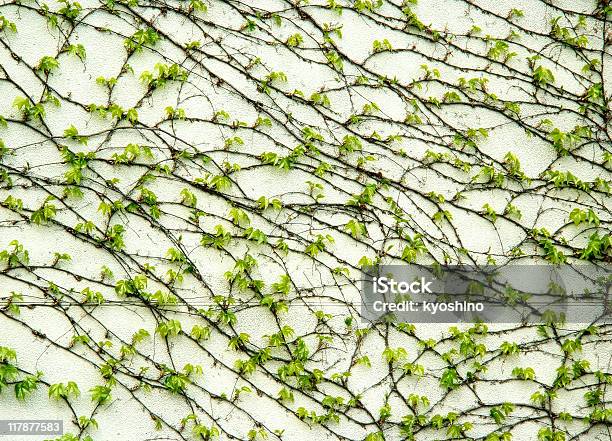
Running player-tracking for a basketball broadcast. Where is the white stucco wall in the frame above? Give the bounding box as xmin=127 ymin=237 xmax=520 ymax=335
xmin=0 ymin=0 xmax=610 ymax=440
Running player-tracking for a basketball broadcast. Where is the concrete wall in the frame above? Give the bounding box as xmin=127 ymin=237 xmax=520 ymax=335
xmin=0 ymin=0 xmax=610 ymax=440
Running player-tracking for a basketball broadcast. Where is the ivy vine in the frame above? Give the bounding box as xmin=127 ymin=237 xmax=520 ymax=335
xmin=0 ymin=0 xmax=610 ymax=440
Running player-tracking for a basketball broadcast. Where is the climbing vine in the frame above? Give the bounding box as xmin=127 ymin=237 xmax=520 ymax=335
xmin=0 ymin=0 xmax=611 ymax=440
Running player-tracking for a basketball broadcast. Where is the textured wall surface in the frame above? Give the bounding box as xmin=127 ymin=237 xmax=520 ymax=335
xmin=0 ymin=0 xmax=611 ymax=440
